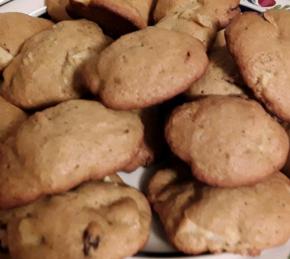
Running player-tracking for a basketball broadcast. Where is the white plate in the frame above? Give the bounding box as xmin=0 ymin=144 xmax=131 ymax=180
xmin=240 ymin=0 xmax=290 ymax=12
xmin=0 ymin=1 xmax=290 ymax=259
xmin=0 ymin=0 xmax=12 ymax=6
xmin=0 ymin=0 xmax=46 ymax=16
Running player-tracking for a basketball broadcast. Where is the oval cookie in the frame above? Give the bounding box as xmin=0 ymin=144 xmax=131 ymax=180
xmin=226 ymin=10 xmax=290 ymax=121
xmin=96 ymin=27 xmax=208 ymax=110
xmin=0 ymin=179 xmax=151 ymax=259
xmin=0 ymin=100 xmax=143 ymax=209
xmin=148 ymin=168 xmax=290 ymax=256
xmin=1 ymin=20 xmax=110 ymax=110
xmin=189 ymin=96 xmax=289 ymax=187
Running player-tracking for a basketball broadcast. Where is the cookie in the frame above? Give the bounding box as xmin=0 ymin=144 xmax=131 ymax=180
xmin=0 ymin=13 xmax=53 ymax=71
xmin=148 ymin=168 xmax=290 ymax=256
xmin=154 ymin=0 xmax=240 ymax=27
xmin=1 ymin=20 xmax=110 ymax=110
xmin=68 ymin=0 xmax=153 ymax=37
xmin=95 ymin=27 xmax=208 ymax=110
xmin=165 ymin=102 xmax=200 ymax=163
xmin=46 ymin=0 xmax=71 ymax=21
xmin=226 ymin=10 xmax=290 ymax=121
xmin=154 ymin=0 xmax=240 ymax=47
xmin=0 ymin=97 xmax=27 ymax=142
xmin=0 ymin=178 xmax=151 ymax=259
xmin=186 ymin=30 xmax=245 ymax=98
xmin=0 ymin=100 xmax=144 ymax=209
xmin=166 ymin=96 xmax=289 ymax=187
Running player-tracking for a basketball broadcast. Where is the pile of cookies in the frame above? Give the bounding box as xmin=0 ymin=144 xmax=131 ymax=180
xmin=0 ymin=0 xmax=289 ymax=258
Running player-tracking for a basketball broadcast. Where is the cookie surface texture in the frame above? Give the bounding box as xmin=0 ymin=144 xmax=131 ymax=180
xmin=226 ymin=10 xmax=290 ymax=121
xmin=0 ymin=13 xmax=53 ymax=71
xmin=0 ymin=97 xmax=27 ymax=142
xmin=0 ymin=179 xmax=151 ymax=259
xmin=154 ymin=0 xmax=240 ymax=27
xmin=148 ymin=168 xmax=290 ymax=256
xmin=1 ymin=20 xmax=110 ymax=110
xmin=0 ymin=100 xmax=143 ymax=209
xmin=166 ymin=96 xmax=289 ymax=187
xmin=97 ymin=27 xmax=208 ymax=110
xmin=186 ymin=30 xmax=245 ymax=98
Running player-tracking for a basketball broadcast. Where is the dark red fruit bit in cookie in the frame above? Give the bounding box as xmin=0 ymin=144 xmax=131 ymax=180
xmin=258 ymin=0 xmax=276 ymax=7
xmin=83 ymin=223 xmax=101 ymax=256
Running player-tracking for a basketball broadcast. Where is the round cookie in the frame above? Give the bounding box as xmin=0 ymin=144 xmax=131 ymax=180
xmin=0 ymin=97 xmax=27 ymax=142
xmin=148 ymin=168 xmax=290 ymax=256
xmin=226 ymin=10 xmax=290 ymax=122
xmin=46 ymin=0 xmax=71 ymax=21
xmin=0 ymin=13 xmax=53 ymax=71
xmin=68 ymin=0 xmax=153 ymax=37
xmin=154 ymin=0 xmax=240 ymax=28
xmin=186 ymin=30 xmax=245 ymax=98
xmin=0 ymin=100 xmax=144 ymax=209
xmin=0 ymin=178 xmax=151 ymax=259
xmin=95 ymin=27 xmax=208 ymax=110
xmin=189 ymin=96 xmax=289 ymax=187
xmin=1 ymin=20 xmax=110 ymax=110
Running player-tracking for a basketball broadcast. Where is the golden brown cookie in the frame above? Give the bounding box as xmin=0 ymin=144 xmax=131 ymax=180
xmin=226 ymin=10 xmax=290 ymax=121
xmin=165 ymin=102 xmax=200 ymax=163
xmin=0 ymin=13 xmax=53 ymax=71
xmin=1 ymin=20 xmax=110 ymax=110
xmin=0 ymin=100 xmax=144 ymax=209
xmin=46 ymin=0 xmax=71 ymax=21
xmin=166 ymin=96 xmax=289 ymax=187
xmin=186 ymin=30 xmax=245 ymax=98
xmin=0 ymin=178 xmax=151 ymax=259
xmin=0 ymin=97 xmax=27 ymax=142
xmin=154 ymin=0 xmax=240 ymax=47
xmin=95 ymin=27 xmax=208 ymax=110
xmin=154 ymin=0 xmax=240 ymax=27
xmin=148 ymin=168 xmax=290 ymax=256
xmin=68 ymin=0 xmax=153 ymax=37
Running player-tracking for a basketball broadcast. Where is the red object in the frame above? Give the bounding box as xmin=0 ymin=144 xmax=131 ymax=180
xmin=258 ymin=0 xmax=276 ymax=7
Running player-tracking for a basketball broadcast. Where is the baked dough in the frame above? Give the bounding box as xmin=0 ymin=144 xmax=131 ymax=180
xmin=1 ymin=20 xmax=110 ymax=110
xmin=0 ymin=100 xmax=144 ymax=209
xmin=166 ymin=96 xmax=289 ymax=187
xmin=226 ymin=10 xmax=290 ymax=121
xmin=186 ymin=30 xmax=245 ymax=98
xmin=0 ymin=12 xmax=53 ymax=71
xmin=148 ymin=168 xmax=290 ymax=256
xmin=0 ymin=177 xmax=151 ymax=259
xmin=95 ymin=27 xmax=208 ymax=110
xmin=0 ymin=97 xmax=27 ymax=142
xmin=155 ymin=0 xmax=240 ymax=47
